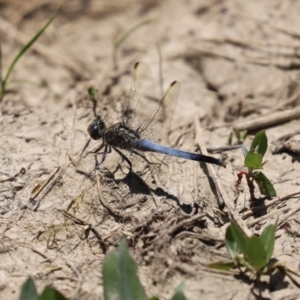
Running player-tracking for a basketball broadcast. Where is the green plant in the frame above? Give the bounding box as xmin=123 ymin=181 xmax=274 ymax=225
xmin=209 ymin=220 xmax=277 ymax=277
xmin=19 ymin=277 xmax=67 ymax=300
xmin=0 ymin=0 xmax=66 ymax=102
xmin=236 ymin=131 xmax=276 ymax=201
xmin=19 ymin=238 xmax=187 ymax=300
xmin=228 ymin=130 xmax=247 ymax=145
xmin=103 ymin=238 xmax=187 ymax=300
xmin=209 ymin=220 xmax=300 ymax=288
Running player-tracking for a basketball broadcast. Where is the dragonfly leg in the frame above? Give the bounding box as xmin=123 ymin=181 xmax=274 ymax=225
xmin=112 ymin=146 xmax=133 ymax=187
xmin=94 ymin=145 xmax=111 ymax=171
xmin=132 ymin=150 xmax=161 ymax=184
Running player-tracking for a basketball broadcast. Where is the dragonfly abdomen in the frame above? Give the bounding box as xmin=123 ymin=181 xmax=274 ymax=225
xmin=137 ymin=139 xmax=225 ymax=167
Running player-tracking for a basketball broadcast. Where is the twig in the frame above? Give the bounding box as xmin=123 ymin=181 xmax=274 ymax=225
xmin=59 ymin=209 xmax=107 ymax=253
xmin=18 ymin=243 xmax=53 ymax=263
xmin=193 ymin=115 xmax=227 ymax=208
xmin=0 ymin=167 xmax=26 ymax=183
xmin=166 ymin=212 xmax=207 ymax=236
xmin=247 ymin=206 xmax=291 ymax=228
xmin=278 ymin=204 xmax=300 ymax=226
xmin=30 ymin=167 xmax=60 ymax=211
xmin=242 ymin=191 xmax=300 ymax=219
xmin=234 ymin=107 xmax=300 ymax=132
xmin=193 ymin=115 xmax=252 ymax=237
xmin=207 ymin=144 xmax=242 ymax=153
xmin=276 ymin=130 xmax=300 ymax=142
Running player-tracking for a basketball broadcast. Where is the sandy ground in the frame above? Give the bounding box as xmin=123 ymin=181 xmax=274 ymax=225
xmin=1 ymin=0 xmax=300 ymax=299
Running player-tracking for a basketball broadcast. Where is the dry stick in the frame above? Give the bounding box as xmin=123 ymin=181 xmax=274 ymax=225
xmin=0 ymin=167 xmax=25 ymax=183
xmin=247 ymin=206 xmax=291 ymax=228
xmin=278 ymin=204 xmax=300 ymax=226
xmin=0 ymin=15 xmax=91 ymax=79
xmin=276 ymin=130 xmax=300 ymax=142
xmin=193 ymin=115 xmax=227 ymax=208
xmin=234 ymin=107 xmax=300 ymax=132
xmin=165 ymin=212 xmax=207 ymax=237
xmin=269 ymin=91 xmax=300 ymax=113
xmin=59 ymin=209 xmax=107 ymax=253
xmin=242 ymin=191 xmax=300 ymax=219
xmin=198 ymin=35 xmax=300 ymax=59
xmin=235 ymin=11 xmax=300 ymax=40
xmin=193 ymin=115 xmax=252 ymax=236
xmin=30 ymin=167 xmax=60 ymax=201
xmin=18 ymin=243 xmax=53 ymax=262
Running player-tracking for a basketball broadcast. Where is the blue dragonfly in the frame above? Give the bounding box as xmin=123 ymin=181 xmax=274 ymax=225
xmin=29 ymin=62 xmax=226 ymax=249
xmin=87 ymin=62 xmax=226 ymax=177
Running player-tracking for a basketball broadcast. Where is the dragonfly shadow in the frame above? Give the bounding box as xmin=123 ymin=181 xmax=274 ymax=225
xmin=153 ymin=186 xmax=198 ymax=214
xmin=112 ymin=171 xmax=152 ymax=195
xmin=112 ymin=169 xmax=195 ymax=213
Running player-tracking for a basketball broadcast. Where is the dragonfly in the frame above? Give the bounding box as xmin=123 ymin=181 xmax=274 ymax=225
xmin=87 ymin=62 xmax=226 ymax=175
xmin=31 ymin=62 xmax=226 ymax=249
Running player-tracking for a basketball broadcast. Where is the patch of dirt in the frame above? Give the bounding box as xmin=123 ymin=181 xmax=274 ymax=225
xmin=1 ymin=1 xmax=300 ymax=299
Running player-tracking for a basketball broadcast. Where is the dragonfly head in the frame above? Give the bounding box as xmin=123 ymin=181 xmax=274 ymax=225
xmin=87 ymin=118 xmax=106 ymax=140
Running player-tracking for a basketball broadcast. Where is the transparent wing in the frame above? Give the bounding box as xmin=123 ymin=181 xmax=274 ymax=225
xmin=122 ymin=62 xmax=156 ymax=129
xmin=138 ymin=80 xmax=180 ymax=138
xmin=123 ymin=62 xmax=180 ymax=144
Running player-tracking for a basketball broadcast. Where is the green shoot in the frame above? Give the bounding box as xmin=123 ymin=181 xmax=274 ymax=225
xmin=19 ymin=277 xmax=67 ymax=300
xmin=103 ymin=238 xmax=148 ymax=300
xmin=19 ymin=240 xmax=187 ymax=300
xmin=208 ymin=219 xmax=300 ymax=290
xmin=228 ymin=130 xmax=247 ymax=145
xmin=103 ymin=238 xmax=187 ymax=300
xmin=0 ymin=0 xmax=66 ymax=102
xmin=236 ymin=131 xmax=276 ymax=201
xmin=208 ymin=220 xmax=279 ymax=279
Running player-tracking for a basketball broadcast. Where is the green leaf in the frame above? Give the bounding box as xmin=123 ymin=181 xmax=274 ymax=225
xmin=88 ymin=87 xmax=99 ymax=103
xmin=244 ymin=236 xmax=268 ymax=270
xmin=148 ymin=297 xmax=160 ymax=300
xmin=171 ymin=283 xmax=186 ymax=300
xmin=103 ymin=251 xmax=119 ymax=300
xmin=103 ymin=238 xmax=148 ymax=300
xmin=238 ymin=130 xmax=247 ymax=143
xmin=226 ymin=221 xmax=248 ymax=257
xmin=253 ymin=171 xmax=277 ymax=197
xmin=19 ymin=277 xmax=38 ymax=300
xmin=208 ymin=261 xmax=236 ymax=271
xmin=39 ymin=286 xmax=67 ymax=300
xmin=260 ymin=221 xmax=277 ymax=262
xmin=244 ymin=152 xmax=263 ymax=169
xmin=225 ymin=223 xmax=239 ymax=259
xmin=249 ymin=131 xmax=268 ymax=158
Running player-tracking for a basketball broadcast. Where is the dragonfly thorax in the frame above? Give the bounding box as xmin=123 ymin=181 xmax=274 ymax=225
xmin=87 ymin=118 xmax=106 ymax=140
xmin=103 ymin=123 xmax=141 ymax=150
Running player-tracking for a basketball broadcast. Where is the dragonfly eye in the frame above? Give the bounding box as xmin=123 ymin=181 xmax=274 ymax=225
xmin=87 ymin=119 xmax=105 ymax=140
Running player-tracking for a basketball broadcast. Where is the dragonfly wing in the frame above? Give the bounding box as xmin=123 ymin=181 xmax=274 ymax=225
xmin=138 ymin=80 xmax=180 ymax=144
xmin=122 ymin=62 xmax=156 ymax=129
xmin=123 ymin=62 xmax=181 ymax=145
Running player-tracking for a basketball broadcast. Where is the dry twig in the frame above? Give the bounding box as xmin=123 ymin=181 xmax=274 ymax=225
xmin=234 ymin=107 xmax=300 ymax=132
xmin=193 ymin=115 xmax=252 ymax=236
